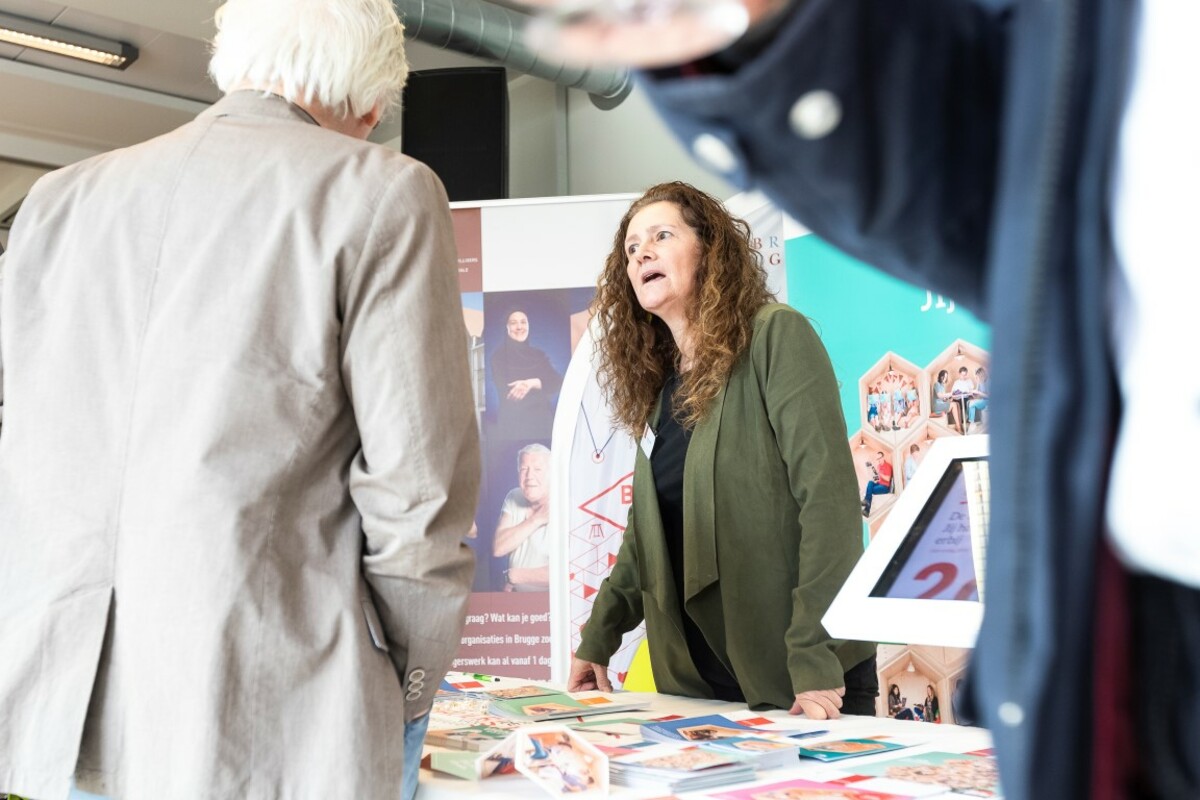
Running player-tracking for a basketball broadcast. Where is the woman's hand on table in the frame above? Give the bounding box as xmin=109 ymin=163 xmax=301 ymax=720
xmin=790 ymin=687 xmax=845 ymax=719
xmin=568 ymin=658 xmax=613 ymax=692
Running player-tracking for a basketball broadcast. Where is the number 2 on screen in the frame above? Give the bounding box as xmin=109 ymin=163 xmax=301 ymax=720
xmin=914 ymin=562 xmax=978 ymax=601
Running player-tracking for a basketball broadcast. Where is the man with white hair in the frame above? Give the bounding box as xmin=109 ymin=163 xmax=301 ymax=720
xmin=493 ymin=443 xmax=553 ymax=591
xmin=0 ymin=1 xmax=478 ymax=798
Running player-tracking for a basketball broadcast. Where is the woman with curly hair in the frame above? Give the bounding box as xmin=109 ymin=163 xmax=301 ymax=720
xmin=568 ymin=182 xmax=876 ymax=719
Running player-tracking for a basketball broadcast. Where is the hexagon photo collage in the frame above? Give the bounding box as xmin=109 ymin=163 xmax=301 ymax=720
xmin=849 ymin=339 xmax=991 ymax=537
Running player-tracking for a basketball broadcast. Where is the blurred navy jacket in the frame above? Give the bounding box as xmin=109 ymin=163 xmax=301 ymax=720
xmin=637 ymin=2 xmax=1133 ymax=798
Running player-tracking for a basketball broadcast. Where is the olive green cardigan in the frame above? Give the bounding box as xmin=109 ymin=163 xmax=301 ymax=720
xmin=576 ymin=304 xmax=875 ymax=710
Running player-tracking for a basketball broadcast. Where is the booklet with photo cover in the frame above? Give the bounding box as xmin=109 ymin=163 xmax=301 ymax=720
xmin=489 ymin=690 xmax=650 ymax=721
xmin=641 ymin=714 xmax=828 ymax=744
xmin=608 ymin=743 xmax=756 ymax=793
xmin=846 ymin=749 xmax=999 ymax=797
xmin=698 ymin=734 xmax=804 ymax=769
xmin=424 ymin=733 xmax=519 ymax=781
xmin=794 ymin=736 xmax=911 ymax=762
xmin=610 ymin=743 xmax=746 ymax=775
xmin=425 ymin=724 xmax=514 ymax=752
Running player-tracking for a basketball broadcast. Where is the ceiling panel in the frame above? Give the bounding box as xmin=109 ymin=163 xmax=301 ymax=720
xmin=0 ymin=0 xmax=65 ymax=24
xmin=50 ymin=6 xmax=166 ymax=44
xmin=0 ymin=64 xmax=202 ymax=153
xmin=43 ymin=0 xmax=218 ymax=41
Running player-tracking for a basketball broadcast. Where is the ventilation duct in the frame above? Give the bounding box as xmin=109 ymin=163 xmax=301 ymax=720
xmin=395 ymin=0 xmax=633 ymax=109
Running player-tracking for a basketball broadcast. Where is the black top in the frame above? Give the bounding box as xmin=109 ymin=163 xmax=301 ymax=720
xmin=651 ymin=372 xmax=744 ymax=703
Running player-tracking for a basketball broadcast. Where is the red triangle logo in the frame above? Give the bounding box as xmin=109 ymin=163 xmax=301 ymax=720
xmin=577 ymin=471 xmax=635 ymax=530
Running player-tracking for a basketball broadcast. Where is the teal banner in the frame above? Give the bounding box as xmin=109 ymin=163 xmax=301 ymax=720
xmin=788 ymin=234 xmax=991 ymax=724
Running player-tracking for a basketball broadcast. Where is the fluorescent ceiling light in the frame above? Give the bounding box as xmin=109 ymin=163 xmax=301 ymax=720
xmin=0 ymin=12 xmax=137 ymax=69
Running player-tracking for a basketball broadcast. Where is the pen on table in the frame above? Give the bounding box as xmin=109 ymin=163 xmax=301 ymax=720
xmin=471 ymin=673 xmax=499 ymax=682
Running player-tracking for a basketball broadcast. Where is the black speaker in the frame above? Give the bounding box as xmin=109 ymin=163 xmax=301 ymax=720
xmin=401 ymin=67 xmax=509 ymax=202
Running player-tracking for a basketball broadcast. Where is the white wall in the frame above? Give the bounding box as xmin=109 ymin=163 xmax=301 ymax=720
xmin=507 ymin=74 xmax=562 ymax=200
xmin=563 ymin=83 xmax=733 ymax=199
xmin=500 ymin=75 xmax=736 ymax=202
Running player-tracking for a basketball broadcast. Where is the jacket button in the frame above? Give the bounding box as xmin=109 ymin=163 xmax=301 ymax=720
xmin=789 ymin=90 xmax=842 ymax=140
xmin=997 ymin=701 xmax=1024 ymax=727
xmin=410 ymin=668 xmax=426 ymax=681
xmin=692 ymin=133 xmax=739 ymax=175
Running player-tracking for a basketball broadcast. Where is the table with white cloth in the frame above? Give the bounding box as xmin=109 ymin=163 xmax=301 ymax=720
xmin=419 ymin=676 xmax=998 ymax=799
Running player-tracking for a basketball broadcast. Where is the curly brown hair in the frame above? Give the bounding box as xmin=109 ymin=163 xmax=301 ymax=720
xmin=594 ymin=182 xmax=775 ymax=433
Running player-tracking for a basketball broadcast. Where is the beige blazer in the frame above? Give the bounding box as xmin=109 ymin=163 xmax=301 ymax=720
xmin=0 ymin=92 xmax=479 ymax=800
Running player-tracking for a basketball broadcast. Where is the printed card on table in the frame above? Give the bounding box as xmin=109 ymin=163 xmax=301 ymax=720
xmin=514 ymin=726 xmax=609 ymax=797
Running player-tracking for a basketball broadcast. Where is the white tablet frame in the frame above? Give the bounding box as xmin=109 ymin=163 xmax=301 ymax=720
xmin=822 ymin=435 xmax=989 ymax=649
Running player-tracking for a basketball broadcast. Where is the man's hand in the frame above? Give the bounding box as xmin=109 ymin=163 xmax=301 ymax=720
xmin=789 ymin=687 xmax=845 ymax=719
xmin=568 ymin=657 xmax=613 ymax=692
